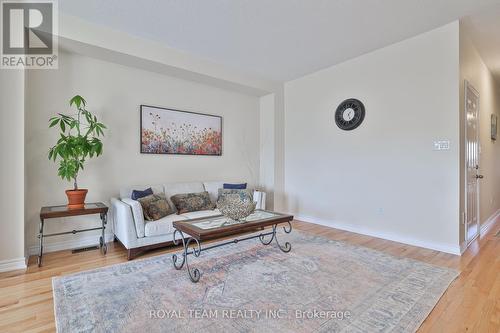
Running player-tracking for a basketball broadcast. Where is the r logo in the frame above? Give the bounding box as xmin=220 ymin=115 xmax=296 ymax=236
xmin=2 ymin=1 xmax=53 ymax=54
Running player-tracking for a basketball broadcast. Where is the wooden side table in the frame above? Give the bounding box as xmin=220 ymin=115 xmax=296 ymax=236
xmin=38 ymin=202 xmax=109 ymax=267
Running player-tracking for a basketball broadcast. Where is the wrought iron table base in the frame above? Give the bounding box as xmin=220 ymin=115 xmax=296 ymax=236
xmin=172 ymin=222 xmax=292 ymax=283
xmin=37 ymin=212 xmax=107 ymax=267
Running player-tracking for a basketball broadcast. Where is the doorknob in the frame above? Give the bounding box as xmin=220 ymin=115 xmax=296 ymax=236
xmin=476 ymin=175 xmax=484 ymax=179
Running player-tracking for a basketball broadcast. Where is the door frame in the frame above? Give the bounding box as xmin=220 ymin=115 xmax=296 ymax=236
xmin=464 ymin=80 xmax=480 ymax=245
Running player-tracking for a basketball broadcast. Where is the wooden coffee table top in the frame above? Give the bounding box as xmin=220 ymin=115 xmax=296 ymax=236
xmin=173 ymin=210 xmax=293 ymax=241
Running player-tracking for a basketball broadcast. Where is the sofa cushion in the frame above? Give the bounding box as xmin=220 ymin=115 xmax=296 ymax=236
xmin=144 ymin=214 xmax=187 ymax=237
xmin=171 ymin=191 xmax=215 ymax=214
xmin=131 ymin=187 xmax=153 ymax=200
xmin=223 ymin=183 xmax=247 ymax=189
xmin=120 ymin=185 xmax=164 ymax=200
xmin=164 ymin=182 xmax=205 ymax=212
xmin=203 ymin=181 xmax=225 ymax=203
xmin=217 ymin=188 xmax=254 ymax=203
xmin=137 ymin=193 xmax=174 ymax=221
xmin=179 ymin=209 xmax=221 ymax=220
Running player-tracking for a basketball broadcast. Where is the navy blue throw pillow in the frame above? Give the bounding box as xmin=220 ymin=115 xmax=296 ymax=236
xmin=131 ymin=187 xmax=153 ymax=200
xmin=223 ymin=183 xmax=247 ymax=190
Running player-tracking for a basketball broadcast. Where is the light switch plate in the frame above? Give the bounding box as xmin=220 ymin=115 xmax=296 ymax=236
xmin=433 ymin=140 xmax=450 ymax=151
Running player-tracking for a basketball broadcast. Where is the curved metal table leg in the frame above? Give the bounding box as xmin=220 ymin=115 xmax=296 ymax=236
xmin=172 ymin=229 xmax=186 ymax=269
xmin=172 ymin=229 xmax=201 ymax=283
xmin=259 ymin=229 xmax=275 ymax=245
xmin=100 ymin=213 xmax=107 ymax=255
xmin=185 ymin=238 xmax=201 ymax=283
xmin=38 ymin=219 xmax=44 ymax=267
xmin=274 ymin=222 xmax=292 ymax=253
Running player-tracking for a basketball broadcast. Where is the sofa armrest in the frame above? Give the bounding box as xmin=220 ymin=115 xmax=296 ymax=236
xmin=121 ymin=198 xmax=146 ymax=238
xmin=111 ymin=198 xmax=139 ymax=247
xmin=253 ymin=190 xmax=266 ymax=210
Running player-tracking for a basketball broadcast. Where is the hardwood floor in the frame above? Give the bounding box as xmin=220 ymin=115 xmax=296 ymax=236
xmin=0 ymin=219 xmax=498 ymax=332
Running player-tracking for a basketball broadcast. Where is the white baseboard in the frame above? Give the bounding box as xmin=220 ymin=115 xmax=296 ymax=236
xmin=0 ymin=257 xmax=27 ymax=273
xmin=295 ymin=215 xmax=461 ymax=255
xmin=28 ymin=233 xmax=115 ymax=256
xmin=480 ymin=209 xmax=500 ymax=237
xmin=459 ymin=241 xmax=468 ymax=255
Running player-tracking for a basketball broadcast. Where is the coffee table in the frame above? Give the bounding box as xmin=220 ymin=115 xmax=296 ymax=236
xmin=171 ymin=210 xmax=294 ymax=282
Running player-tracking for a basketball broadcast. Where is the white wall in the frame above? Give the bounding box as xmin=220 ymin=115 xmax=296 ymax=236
xmin=274 ymin=88 xmax=286 ymax=211
xmin=259 ymin=94 xmax=275 ymax=209
xmin=284 ymin=22 xmax=461 ymax=254
xmin=0 ymin=70 xmax=26 ymax=271
xmin=459 ymin=25 xmax=500 ymax=243
xmin=25 ymin=51 xmax=261 ymax=252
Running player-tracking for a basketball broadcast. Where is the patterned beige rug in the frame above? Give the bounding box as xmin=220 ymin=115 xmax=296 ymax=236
xmin=53 ymin=231 xmax=458 ymax=332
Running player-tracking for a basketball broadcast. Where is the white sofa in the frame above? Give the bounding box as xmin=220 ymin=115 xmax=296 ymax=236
xmin=111 ymin=181 xmax=258 ymax=259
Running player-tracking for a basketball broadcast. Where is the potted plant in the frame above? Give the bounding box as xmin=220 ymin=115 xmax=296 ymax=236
xmin=48 ymin=95 xmax=107 ymax=209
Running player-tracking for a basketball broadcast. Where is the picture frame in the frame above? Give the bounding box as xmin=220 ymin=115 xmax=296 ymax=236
xmin=492 ymin=114 xmax=498 ymax=141
xmin=140 ymin=105 xmax=222 ymax=156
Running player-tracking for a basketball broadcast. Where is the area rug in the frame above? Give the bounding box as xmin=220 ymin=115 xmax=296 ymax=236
xmin=53 ymin=231 xmax=458 ymax=333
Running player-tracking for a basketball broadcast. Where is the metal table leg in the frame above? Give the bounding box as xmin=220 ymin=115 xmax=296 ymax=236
xmin=259 ymin=221 xmax=292 ymax=252
xmin=37 ymin=218 xmax=44 ymax=267
xmin=172 ymin=229 xmax=201 ymax=283
xmin=274 ymin=222 xmax=292 ymax=252
xmin=100 ymin=212 xmax=107 ymax=254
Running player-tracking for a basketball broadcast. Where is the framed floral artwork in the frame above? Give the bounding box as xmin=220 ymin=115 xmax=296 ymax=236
xmin=140 ymin=105 xmax=222 ymax=155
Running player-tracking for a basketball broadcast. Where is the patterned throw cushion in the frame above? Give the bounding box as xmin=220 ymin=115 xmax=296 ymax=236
xmin=131 ymin=187 xmax=153 ymax=200
xmin=170 ymin=191 xmax=215 ymax=214
xmin=137 ymin=193 xmax=173 ymax=221
xmin=223 ymin=183 xmax=247 ymax=189
xmin=217 ymin=189 xmax=254 ymax=203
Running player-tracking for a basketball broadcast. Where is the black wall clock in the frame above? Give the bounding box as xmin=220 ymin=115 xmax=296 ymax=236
xmin=334 ymin=98 xmax=365 ymax=131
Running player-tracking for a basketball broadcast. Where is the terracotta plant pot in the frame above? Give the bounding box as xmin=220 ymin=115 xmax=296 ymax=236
xmin=65 ymin=189 xmax=88 ymax=209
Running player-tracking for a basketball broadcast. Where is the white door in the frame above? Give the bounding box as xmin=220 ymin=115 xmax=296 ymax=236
xmin=465 ymin=81 xmax=482 ymax=244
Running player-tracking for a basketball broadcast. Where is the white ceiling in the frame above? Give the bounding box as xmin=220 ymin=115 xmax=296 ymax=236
xmin=462 ymin=7 xmax=500 ymax=83
xmin=59 ymin=0 xmax=500 ymax=82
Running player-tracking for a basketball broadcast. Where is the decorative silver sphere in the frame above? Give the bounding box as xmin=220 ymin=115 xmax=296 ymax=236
xmin=217 ymin=195 xmax=256 ymax=221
